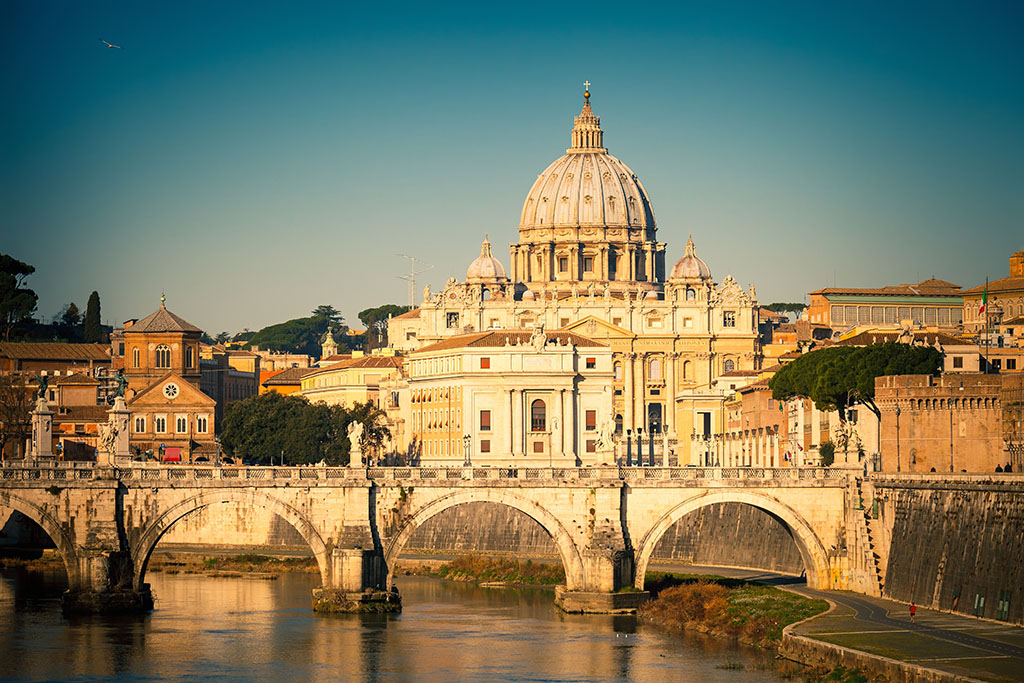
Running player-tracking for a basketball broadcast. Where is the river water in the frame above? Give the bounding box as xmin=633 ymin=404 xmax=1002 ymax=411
xmin=0 ymin=566 xmax=783 ymax=681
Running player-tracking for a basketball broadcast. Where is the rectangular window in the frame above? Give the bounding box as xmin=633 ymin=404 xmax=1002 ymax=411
xmin=650 ymin=389 xmax=661 ymax=396
xmin=480 ymin=410 xmax=491 ymax=431
xmin=585 ymin=357 xmax=596 ymax=369
xmin=997 ymin=590 xmax=1010 ymax=621
xmin=871 ymin=307 xmax=884 ymax=324
xmin=884 ymin=307 xmax=897 ymax=324
xmin=480 ymin=439 xmax=491 ymax=453
xmin=951 ymin=308 xmax=963 ymax=324
xmin=155 ymin=416 xmax=167 ymax=434
xmin=723 ymin=311 xmax=736 ymax=328
xmin=612 ymin=318 xmax=622 ymax=326
xmin=533 ymin=441 xmax=544 ymax=454
xmin=952 ymin=356 xmax=964 ymax=369
xmin=586 ymin=439 xmax=596 ymax=453
xmin=118 ymin=342 xmax=125 ymax=356
xmin=446 ymin=312 xmax=459 ymax=329
xmin=898 ymin=306 xmax=911 ymax=321
xmin=938 ymin=308 xmax=950 ymax=325
xmin=684 ymin=317 xmax=693 ymax=328
xmin=830 ymin=305 xmax=843 ymax=324
xmin=585 ymin=410 xmax=596 ymax=431
xmin=583 ymin=257 xmax=594 ymax=272
xmin=858 ymin=306 xmax=870 ymax=324
xmin=924 ymin=307 xmax=937 ymax=325
xmin=911 ymin=307 xmax=924 ymax=324
xmin=974 ymin=591 xmax=986 ymax=617
xmin=197 ymin=416 xmax=208 ymax=433
xmin=559 ymin=257 xmax=568 ymax=272
xmin=560 ymin=318 xmax=569 ymax=327
xmin=480 ymin=357 xmax=490 ymax=369
xmin=992 ymin=359 xmax=1002 ymax=370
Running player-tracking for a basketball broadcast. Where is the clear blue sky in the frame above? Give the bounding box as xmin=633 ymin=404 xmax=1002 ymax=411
xmin=3 ymin=1 xmax=1022 ymax=334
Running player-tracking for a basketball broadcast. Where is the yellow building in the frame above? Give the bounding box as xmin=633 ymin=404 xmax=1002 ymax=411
xmin=298 ymin=352 xmax=403 ymax=409
xmin=962 ymin=249 xmax=1024 ymax=332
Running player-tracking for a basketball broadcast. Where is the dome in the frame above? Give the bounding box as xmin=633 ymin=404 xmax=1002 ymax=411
xmin=466 ymin=235 xmax=507 ymax=281
xmin=519 ymin=93 xmax=655 ymax=235
xmin=670 ymin=236 xmax=712 ymax=280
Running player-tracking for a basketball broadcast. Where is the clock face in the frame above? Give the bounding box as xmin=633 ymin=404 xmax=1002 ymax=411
xmin=163 ymin=383 xmax=180 ymax=399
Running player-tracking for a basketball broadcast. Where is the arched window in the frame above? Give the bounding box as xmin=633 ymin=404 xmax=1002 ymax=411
xmin=724 ymin=359 xmax=735 ymax=373
xmin=683 ymin=360 xmax=693 ymax=380
xmin=185 ymin=346 xmax=194 ymax=368
xmin=650 ymin=358 xmax=661 ymax=380
xmin=530 ymin=399 xmax=546 ymax=432
xmin=155 ymin=345 xmax=171 ymax=368
xmin=132 ymin=347 xmax=140 ymax=368
xmin=614 ymin=414 xmax=623 ymax=434
xmin=686 ymin=288 xmax=696 ymax=301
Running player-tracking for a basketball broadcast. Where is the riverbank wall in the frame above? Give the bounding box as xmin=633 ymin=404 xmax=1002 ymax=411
xmin=869 ymin=474 xmax=1024 ymax=625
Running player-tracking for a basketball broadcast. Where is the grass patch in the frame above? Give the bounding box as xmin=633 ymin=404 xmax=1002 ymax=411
xmin=148 ymin=553 xmax=319 ymax=576
xmin=639 ymin=573 xmax=827 ymax=647
xmin=424 ymin=554 xmax=565 ymax=586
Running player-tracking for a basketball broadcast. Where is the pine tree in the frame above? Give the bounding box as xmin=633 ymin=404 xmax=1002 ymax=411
xmin=83 ymin=291 xmax=103 ymax=342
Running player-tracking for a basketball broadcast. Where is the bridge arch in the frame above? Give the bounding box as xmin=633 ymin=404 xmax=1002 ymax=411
xmin=131 ymin=489 xmax=330 ymax=590
xmin=633 ymin=491 xmax=831 ymax=590
xmin=383 ymin=489 xmax=586 ymax=591
xmin=0 ymin=491 xmax=78 ymax=587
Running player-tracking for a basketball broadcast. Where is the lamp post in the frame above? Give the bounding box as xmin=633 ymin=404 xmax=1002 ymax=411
xmin=637 ymin=428 xmax=644 ymax=467
xmin=626 ymin=429 xmax=632 ymax=466
xmin=895 ymin=405 xmax=901 ymax=473
xmin=462 ymin=434 xmax=471 ymax=467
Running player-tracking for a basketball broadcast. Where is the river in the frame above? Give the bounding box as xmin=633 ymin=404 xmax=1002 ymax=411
xmin=0 ymin=566 xmax=784 ymax=681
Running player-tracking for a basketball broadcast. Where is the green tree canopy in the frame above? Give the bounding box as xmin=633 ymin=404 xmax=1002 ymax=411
xmin=763 ymin=302 xmax=807 ymax=314
xmin=358 ymin=304 xmax=411 ymax=349
xmin=769 ymin=342 xmax=942 ymax=421
xmin=244 ymin=304 xmax=347 ymax=356
xmin=0 ymin=254 xmax=38 ymax=341
xmin=83 ymin=291 xmax=103 ymax=342
xmin=219 ymin=393 xmax=388 ymax=466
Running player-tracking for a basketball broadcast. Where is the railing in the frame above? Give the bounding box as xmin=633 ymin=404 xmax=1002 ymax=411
xmin=0 ymin=461 xmax=851 ymax=484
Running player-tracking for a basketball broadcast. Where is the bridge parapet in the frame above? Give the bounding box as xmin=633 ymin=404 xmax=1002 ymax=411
xmin=0 ymin=463 xmax=855 ymax=487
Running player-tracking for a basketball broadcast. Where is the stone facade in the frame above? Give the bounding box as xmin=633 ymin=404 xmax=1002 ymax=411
xmin=876 ymin=374 xmax=1004 ymax=473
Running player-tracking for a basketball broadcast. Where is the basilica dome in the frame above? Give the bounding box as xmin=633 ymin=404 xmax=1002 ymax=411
xmin=519 ymin=92 xmax=655 ymax=236
xmin=466 ymin=235 xmax=507 ymax=281
xmin=669 ymin=236 xmax=712 ymax=281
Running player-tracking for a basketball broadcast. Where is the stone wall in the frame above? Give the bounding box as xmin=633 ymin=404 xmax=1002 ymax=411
xmin=157 ymin=503 xmax=306 ymax=550
xmin=874 ymin=475 xmax=1024 ymax=624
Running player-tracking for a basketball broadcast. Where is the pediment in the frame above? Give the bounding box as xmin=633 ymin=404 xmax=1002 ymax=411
xmin=561 ymin=316 xmax=633 ymax=341
xmin=128 ymin=372 xmax=216 ymax=408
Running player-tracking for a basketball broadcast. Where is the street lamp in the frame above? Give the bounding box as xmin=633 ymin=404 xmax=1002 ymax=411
xmin=462 ymin=434 xmax=471 ymax=467
xmin=625 ymin=429 xmax=632 ymax=466
xmin=895 ymin=405 xmax=901 ymax=473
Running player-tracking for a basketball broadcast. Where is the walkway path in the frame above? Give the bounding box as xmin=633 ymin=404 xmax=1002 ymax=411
xmin=668 ymin=564 xmax=1024 ymax=682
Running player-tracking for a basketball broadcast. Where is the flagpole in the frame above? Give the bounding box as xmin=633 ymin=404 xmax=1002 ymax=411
xmin=983 ymin=277 xmax=990 ymax=374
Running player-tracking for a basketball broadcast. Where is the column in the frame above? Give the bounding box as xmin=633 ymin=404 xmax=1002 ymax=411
xmin=561 ymin=388 xmax=573 ymax=458
xmin=554 ymin=389 xmax=565 ymax=458
xmin=626 ymin=244 xmax=635 ymax=281
xmin=634 ymin=354 xmax=645 ymax=432
xmin=504 ymin=389 xmax=513 ymax=457
xmin=600 ymin=246 xmax=609 ymax=281
xmin=511 ymin=389 xmax=523 ymax=457
xmin=643 ymin=244 xmax=653 ymax=282
xmin=666 ymin=352 xmax=677 ymax=438
xmin=624 ymin=353 xmax=634 ymax=431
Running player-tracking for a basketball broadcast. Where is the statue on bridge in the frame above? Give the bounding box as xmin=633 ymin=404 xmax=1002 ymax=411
xmin=347 ymin=420 xmax=365 ymax=467
xmin=35 ymin=374 xmax=49 ymax=400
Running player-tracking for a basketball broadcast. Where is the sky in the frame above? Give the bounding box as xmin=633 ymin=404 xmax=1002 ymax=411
xmin=2 ymin=1 xmax=1022 ymax=335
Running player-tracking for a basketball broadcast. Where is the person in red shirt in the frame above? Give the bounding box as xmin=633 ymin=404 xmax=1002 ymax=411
xmin=910 ymin=603 xmax=917 ymax=624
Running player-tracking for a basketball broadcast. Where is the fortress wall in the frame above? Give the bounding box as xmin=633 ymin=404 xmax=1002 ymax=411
xmin=874 ymin=476 xmax=1024 ymax=624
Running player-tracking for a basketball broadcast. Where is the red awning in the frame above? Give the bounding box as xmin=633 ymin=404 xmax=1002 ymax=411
xmin=163 ymin=447 xmax=181 ymax=462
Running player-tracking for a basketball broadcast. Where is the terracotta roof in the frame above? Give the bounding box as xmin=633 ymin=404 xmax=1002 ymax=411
xmin=962 ymin=276 xmax=1024 ymax=295
xmin=719 ymin=369 xmax=759 ymax=377
xmin=53 ymin=373 xmax=100 ymax=386
xmin=809 ymin=278 xmax=962 ymax=298
xmin=305 ymin=356 xmax=403 ymax=377
xmin=392 ymin=308 xmax=421 ymax=320
xmin=836 ymin=331 xmax=971 ymax=347
xmin=0 ymin=342 xmax=110 ymax=362
xmin=415 ymin=330 xmax=606 ymax=353
xmin=261 ymin=367 xmax=316 ymax=385
xmin=125 ymin=305 xmax=202 ymax=334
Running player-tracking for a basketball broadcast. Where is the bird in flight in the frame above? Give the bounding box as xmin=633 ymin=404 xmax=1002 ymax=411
xmin=100 ymin=40 xmax=122 ymax=49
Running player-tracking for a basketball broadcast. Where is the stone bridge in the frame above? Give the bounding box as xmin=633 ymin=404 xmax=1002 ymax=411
xmin=0 ymin=463 xmax=870 ymax=613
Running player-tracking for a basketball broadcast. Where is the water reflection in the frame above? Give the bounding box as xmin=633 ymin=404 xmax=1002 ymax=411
xmin=0 ymin=568 xmax=781 ymax=681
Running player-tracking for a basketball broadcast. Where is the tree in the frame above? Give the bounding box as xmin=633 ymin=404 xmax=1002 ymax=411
xmin=60 ymin=302 xmax=81 ymax=327
xmin=0 ymin=374 xmax=33 ymax=459
xmin=769 ymin=342 xmax=942 ymax=423
xmin=358 ymin=304 xmax=411 ymax=349
xmin=764 ymin=302 xmax=807 ymax=314
xmin=83 ymin=291 xmax=103 ymax=342
xmin=214 ymin=331 xmax=231 ymax=344
xmin=245 ymin=306 xmax=347 ymax=357
xmin=0 ymin=254 xmax=38 ymax=341
xmin=52 ymin=302 xmax=82 ymax=341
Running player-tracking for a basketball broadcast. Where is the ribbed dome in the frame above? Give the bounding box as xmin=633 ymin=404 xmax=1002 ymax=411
xmin=670 ymin=236 xmax=712 ymax=280
xmin=466 ymin=235 xmax=507 ymax=281
xmin=519 ymin=93 xmax=655 ymax=234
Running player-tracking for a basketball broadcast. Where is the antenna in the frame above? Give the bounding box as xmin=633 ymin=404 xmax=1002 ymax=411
xmin=396 ymin=254 xmax=434 ymax=307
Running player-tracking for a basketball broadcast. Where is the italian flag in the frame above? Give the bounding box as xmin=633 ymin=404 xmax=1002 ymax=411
xmin=978 ymin=283 xmax=987 ymax=315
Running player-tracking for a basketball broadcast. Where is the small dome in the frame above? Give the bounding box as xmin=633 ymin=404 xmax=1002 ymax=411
xmin=467 ymin=235 xmax=507 ymax=281
xmin=670 ymin=236 xmax=712 ymax=280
